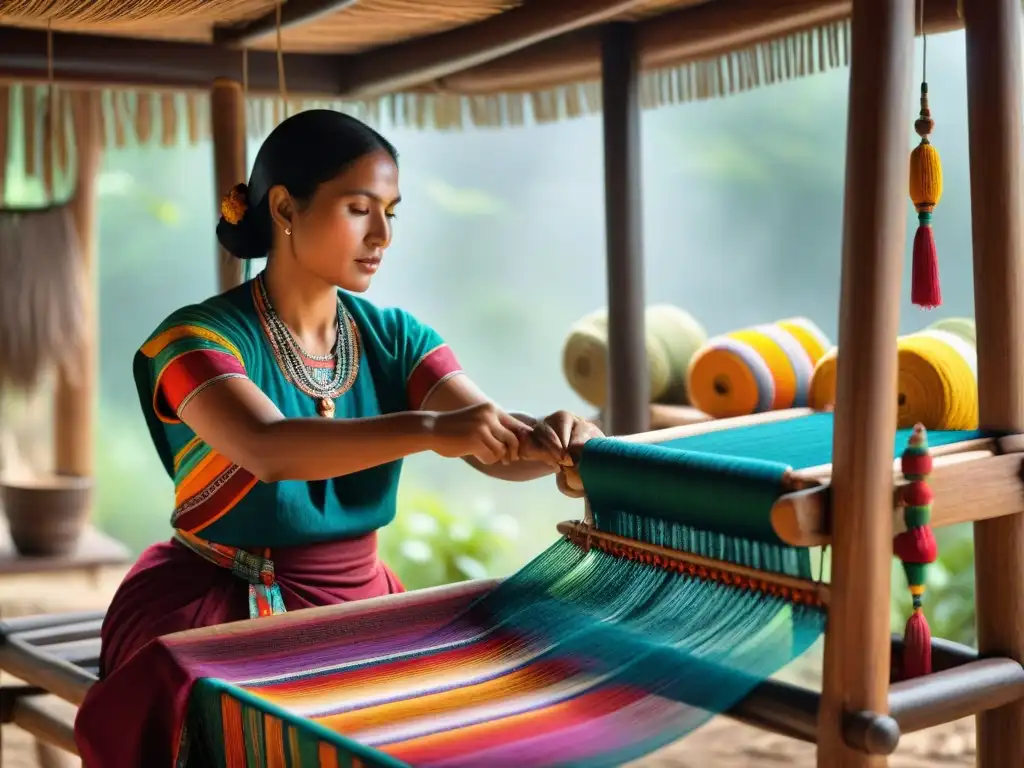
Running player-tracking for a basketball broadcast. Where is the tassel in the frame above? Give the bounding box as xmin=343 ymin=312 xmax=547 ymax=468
xmin=897 ymin=423 xmax=937 ymax=679
xmin=908 ymin=82 xmax=943 ymax=309
xmin=903 ymin=604 xmax=933 ymax=680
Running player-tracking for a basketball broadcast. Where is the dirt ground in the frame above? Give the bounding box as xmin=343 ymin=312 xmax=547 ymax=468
xmin=0 ymin=570 xmax=977 ymax=768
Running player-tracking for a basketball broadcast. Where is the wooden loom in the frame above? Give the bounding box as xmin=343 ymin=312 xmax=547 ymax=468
xmin=2 ymin=0 xmax=1024 ymax=766
xmin=2 ymin=407 xmax=1024 ymax=761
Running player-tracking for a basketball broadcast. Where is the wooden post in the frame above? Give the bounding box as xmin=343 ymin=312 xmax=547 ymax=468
xmin=54 ymin=90 xmax=103 ymax=480
xmin=963 ymin=0 xmax=1024 ymax=764
xmin=817 ymin=0 xmax=915 ymax=765
xmin=210 ymin=78 xmax=247 ymax=292
xmin=600 ymin=22 xmax=649 ymax=436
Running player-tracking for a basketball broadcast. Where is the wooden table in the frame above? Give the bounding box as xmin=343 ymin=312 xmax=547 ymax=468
xmin=0 ymin=525 xmax=130 ymax=577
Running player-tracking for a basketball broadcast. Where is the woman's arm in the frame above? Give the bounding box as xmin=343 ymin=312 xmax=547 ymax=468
xmin=177 ymin=376 xmax=522 ymax=483
xmin=421 ymin=375 xmax=560 ymax=482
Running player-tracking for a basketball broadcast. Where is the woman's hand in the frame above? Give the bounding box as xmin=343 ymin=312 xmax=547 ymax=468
xmin=522 ymin=411 xmax=605 ymax=498
xmin=527 ymin=410 xmax=605 ymax=464
xmin=427 ymin=402 xmax=530 ymax=465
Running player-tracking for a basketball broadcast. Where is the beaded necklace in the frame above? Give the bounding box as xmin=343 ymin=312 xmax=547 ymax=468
xmin=253 ymin=273 xmax=360 ymax=417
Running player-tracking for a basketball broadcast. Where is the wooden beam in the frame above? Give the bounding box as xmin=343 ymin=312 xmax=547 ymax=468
xmin=963 ymin=0 xmax=1024 ymax=763
xmin=10 ymin=696 xmax=79 ymax=756
xmin=0 ymin=26 xmax=346 ymax=96
xmin=54 ymin=91 xmax=102 ymax=484
xmin=600 ymin=21 xmax=649 ymax=436
xmin=335 ymin=0 xmax=652 ymax=99
xmin=440 ymin=0 xmax=964 ymax=95
xmin=210 ymin=79 xmax=247 ymax=291
xmin=0 ymin=0 xmax=966 ymax=102
xmin=771 ymin=450 xmax=1024 ymax=547
xmin=213 ymin=0 xmax=360 ymax=47
xmin=816 ymin=0 xmax=913 ymax=766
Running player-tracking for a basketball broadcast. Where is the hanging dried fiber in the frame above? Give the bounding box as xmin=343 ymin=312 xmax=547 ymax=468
xmin=0 ymin=85 xmax=9 ymax=205
xmin=0 ymin=207 xmax=86 ymax=393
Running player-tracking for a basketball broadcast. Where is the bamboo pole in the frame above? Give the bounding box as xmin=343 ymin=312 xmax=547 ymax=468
xmin=210 ymin=78 xmax=247 ymax=291
xmin=816 ymin=0 xmax=914 ymax=764
xmin=54 ymin=91 xmax=103 ymax=481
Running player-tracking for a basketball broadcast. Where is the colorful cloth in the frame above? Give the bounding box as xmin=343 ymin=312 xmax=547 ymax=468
xmin=76 ymin=542 xmax=822 ymax=768
xmin=173 ymin=530 xmax=287 ymax=619
xmin=76 ymin=532 xmax=405 ymax=766
xmin=134 ymin=276 xmax=464 ymax=548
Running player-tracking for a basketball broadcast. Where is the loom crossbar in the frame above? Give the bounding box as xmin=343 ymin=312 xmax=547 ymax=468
xmin=557 ymin=520 xmax=829 ymax=605
xmin=772 ymin=445 xmax=1024 ymax=547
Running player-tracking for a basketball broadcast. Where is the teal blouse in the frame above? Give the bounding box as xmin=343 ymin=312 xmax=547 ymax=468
xmin=133 ymin=277 xmax=463 ymax=548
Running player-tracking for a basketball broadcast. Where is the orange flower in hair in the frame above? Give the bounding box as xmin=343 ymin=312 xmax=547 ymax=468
xmin=221 ymin=183 xmax=248 ymax=225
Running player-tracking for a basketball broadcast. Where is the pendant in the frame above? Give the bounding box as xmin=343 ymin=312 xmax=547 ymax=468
xmin=317 ymin=398 xmax=335 ymax=418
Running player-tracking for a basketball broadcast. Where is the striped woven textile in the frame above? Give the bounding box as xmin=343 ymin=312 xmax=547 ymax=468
xmin=178 ymin=545 xmax=822 ymax=768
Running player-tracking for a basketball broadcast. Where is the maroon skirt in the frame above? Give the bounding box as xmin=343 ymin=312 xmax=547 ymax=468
xmin=74 ymin=532 xmax=403 ymax=767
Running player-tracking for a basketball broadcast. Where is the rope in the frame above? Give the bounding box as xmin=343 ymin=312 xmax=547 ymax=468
xmin=276 ymin=2 xmax=288 ymax=120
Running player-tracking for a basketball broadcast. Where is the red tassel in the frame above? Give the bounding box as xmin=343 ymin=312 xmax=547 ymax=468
xmin=893 ymin=527 xmax=938 ymax=563
xmin=902 ymin=608 xmax=933 ymax=679
xmin=911 ymin=225 xmax=942 ymax=309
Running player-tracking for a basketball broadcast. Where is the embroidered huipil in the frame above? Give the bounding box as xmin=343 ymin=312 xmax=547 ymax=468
xmin=133 ymin=277 xmax=463 ymax=616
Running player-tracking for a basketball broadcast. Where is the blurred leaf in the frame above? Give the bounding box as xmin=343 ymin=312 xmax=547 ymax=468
xmin=379 ymin=489 xmax=519 ymax=592
xmin=424 ymin=179 xmax=506 ymax=217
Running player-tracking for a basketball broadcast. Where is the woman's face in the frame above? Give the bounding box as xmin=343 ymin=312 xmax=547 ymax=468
xmin=287 ymin=149 xmax=400 ymax=292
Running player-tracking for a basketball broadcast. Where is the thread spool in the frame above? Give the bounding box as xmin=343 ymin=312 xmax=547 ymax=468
xmin=808 ymin=346 xmax=838 ymax=413
xmin=562 ymin=306 xmax=706 ymax=408
xmin=898 ymin=327 xmax=977 ymax=430
xmin=647 ymin=305 xmax=709 ymax=405
xmin=807 ymin=318 xmax=977 ymax=430
xmin=926 ymin=317 xmax=975 ymax=347
xmin=686 ymin=318 xmax=831 ymax=419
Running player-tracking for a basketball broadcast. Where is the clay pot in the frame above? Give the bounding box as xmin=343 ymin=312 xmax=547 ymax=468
xmin=0 ymin=475 xmax=93 ymax=557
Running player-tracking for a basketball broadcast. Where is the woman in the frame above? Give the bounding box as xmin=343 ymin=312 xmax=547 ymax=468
xmin=74 ymin=110 xmax=602 ymax=765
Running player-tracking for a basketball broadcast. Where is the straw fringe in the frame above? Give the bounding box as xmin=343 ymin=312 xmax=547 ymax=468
xmin=0 ymin=17 xmax=851 ymax=166
xmin=0 ymin=206 xmax=86 ymax=393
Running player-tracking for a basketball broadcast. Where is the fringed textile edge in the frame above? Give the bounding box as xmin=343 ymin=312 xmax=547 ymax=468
xmin=0 ymin=15 xmax=852 ymax=174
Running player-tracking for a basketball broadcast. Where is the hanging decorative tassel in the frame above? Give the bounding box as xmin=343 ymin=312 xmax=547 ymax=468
xmin=908 ymin=5 xmax=943 ymax=309
xmin=894 ymin=424 xmax=937 ymax=679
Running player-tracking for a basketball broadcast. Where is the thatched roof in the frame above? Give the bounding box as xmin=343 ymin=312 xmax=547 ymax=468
xmin=0 ymin=0 xmax=966 ymax=153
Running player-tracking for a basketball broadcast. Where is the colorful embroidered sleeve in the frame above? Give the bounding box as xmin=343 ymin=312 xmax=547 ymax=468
xmin=394 ymin=310 xmax=464 ymax=410
xmin=139 ymin=307 xmax=249 ymax=423
xmin=134 ymin=302 xmax=259 ymax=535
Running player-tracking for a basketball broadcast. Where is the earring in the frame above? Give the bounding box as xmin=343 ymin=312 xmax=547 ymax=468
xmin=285 ymin=227 xmax=292 ymax=236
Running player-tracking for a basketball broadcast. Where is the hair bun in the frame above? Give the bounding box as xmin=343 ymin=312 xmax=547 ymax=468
xmin=220 ymin=183 xmax=248 ymax=225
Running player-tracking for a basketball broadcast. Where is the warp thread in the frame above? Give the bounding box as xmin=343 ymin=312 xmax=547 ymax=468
xmin=685 ymin=318 xmax=831 ymax=419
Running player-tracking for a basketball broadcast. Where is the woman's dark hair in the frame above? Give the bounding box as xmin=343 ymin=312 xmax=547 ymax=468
xmin=216 ymin=110 xmax=398 ymax=260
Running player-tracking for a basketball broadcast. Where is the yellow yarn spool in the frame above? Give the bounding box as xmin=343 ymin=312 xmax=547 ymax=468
xmin=897 ymin=328 xmax=977 ymax=430
xmin=687 ymin=318 xmax=831 ymax=419
xmin=806 ymin=319 xmax=978 ymax=430
xmin=561 ymin=306 xmax=706 ymax=408
xmin=808 ymin=347 xmax=838 ymax=412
